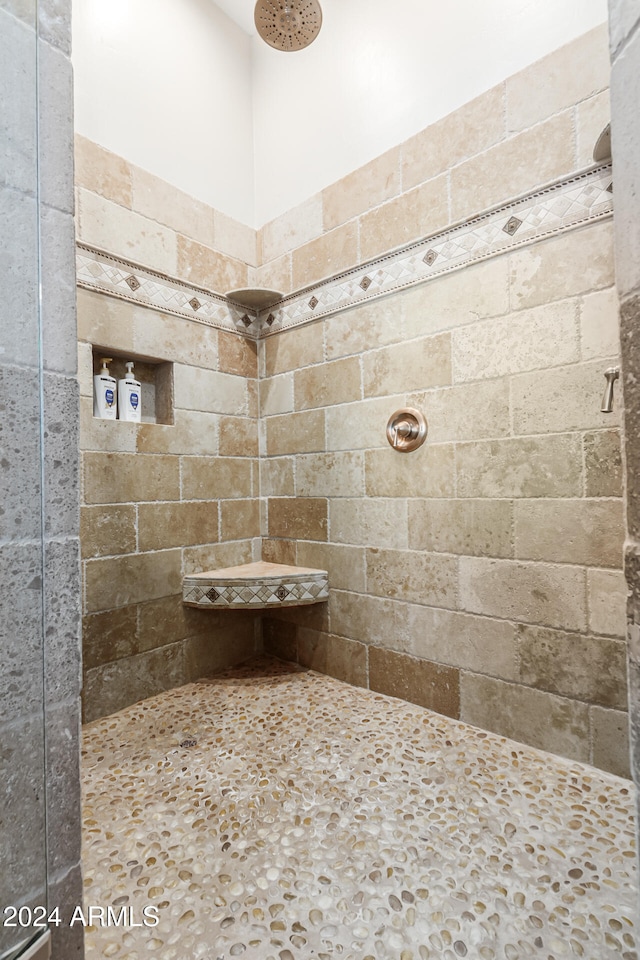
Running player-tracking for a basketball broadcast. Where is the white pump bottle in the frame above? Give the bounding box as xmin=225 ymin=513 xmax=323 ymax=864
xmin=93 ymin=358 xmax=117 ymax=419
xmin=118 ymin=361 xmax=142 ymax=422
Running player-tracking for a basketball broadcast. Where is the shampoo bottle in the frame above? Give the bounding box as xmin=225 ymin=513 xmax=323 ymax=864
xmin=118 ymin=361 xmax=142 ymax=423
xmin=93 ymin=357 xmax=117 ymax=419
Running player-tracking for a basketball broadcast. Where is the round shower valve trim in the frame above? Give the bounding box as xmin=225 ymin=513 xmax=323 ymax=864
xmin=386 ymin=408 xmax=428 ymax=452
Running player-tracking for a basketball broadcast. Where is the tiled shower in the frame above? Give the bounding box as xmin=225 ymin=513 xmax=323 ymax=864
xmin=4 ymin=2 xmax=640 ymax=959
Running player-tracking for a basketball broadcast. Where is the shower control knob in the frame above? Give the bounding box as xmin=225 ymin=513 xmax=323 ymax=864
xmin=386 ymin=408 xmax=428 ymax=452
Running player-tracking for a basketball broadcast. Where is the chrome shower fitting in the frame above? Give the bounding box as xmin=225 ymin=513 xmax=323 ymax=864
xmin=386 ymin=408 xmax=428 ymax=452
xmin=601 ymin=366 xmax=620 ymax=413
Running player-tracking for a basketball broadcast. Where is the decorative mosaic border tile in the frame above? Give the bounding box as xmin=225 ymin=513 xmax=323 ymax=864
xmin=76 ymin=163 xmax=612 ymax=341
xmin=183 ymin=561 xmax=329 ymax=610
xmin=76 ymin=244 xmax=262 ymax=338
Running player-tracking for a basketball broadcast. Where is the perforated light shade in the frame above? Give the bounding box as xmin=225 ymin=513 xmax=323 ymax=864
xmin=254 ymin=0 xmax=323 ymax=51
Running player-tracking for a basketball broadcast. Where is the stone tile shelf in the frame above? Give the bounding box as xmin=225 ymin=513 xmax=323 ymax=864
xmin=81 ymin=657 xmax=637 ymax=960
xmin=183 ymin=560 xmax=329 ymax=610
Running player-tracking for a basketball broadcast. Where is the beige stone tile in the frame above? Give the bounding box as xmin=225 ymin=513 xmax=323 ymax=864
xmin=220 ymin=498 xmax=260 ymax=541
xmin=590 ymin=706 xmax=631 ymax=778
xmin=577 ymin=90 xmax=611 ymax=168
xmin=80 ymin=504 xmax=137 ymax=559
xmin=77 ymin=188 xmax=178 ymax=275
xmin=409 ymin=380 xmax=510 ymax=444
xmin=369 ymin=647 xmax=460 ymax=719
xmin=85 ymin=549 xmax=182 ymax=612
xmin=260 ymin=457 xmax=294 ymax=497
xmin=131 ymin=165 xmax=215 ymax=248
xmin=176 ymin=235 xmax=247 ymax=294
xmin=366 ymin=547 xmax=458 ymax=609
xmin=580 ymin=286 xmax=620 ymax=360
xmin=82 ymin=643 xmax=184 ymax=722
xmin=137 ymin=594 xmax=216 ymax=650
xmin=266 ymin=409 xmax=325 ymax=456
xmin=518 ymin=624 xmax=627 ymax=710
xmin=136 ymin=410 xmax=219 ymax=457
xmin=401 ymin=256 xmax=511 ymax=341
xmin=82 ymin=604 xmax=138 ymax=670
xmin=184 ymin=619 xmax=258 ymax=683
xmin=262 ymin=618 xmax=297 ymax=661
xmin=452 ymin=299 xmax=579 ymax=382
xmin=509 ymin=221 xmax=615 ymax=311
xmin=584 ymin=429 xmax=623 ymax=497
xmin=366 ymin=444 xmax=455 ymax=498
xmin=182 ymin=540 xmax=254 ymax=577
xmin=587 ymin=568 xmax=627 ymax=637
xmin=261 ymin=596 xmax=329 ymax=633
xmin=78 ymin=341 xmax=93 ymax=397
xmin=259 ymin=373 xmax=294 ymax=418
xmin=450 ymin=112 xmax=575 ymax=223
xmin=506 ymin=25 xmax=610 ymax=134
xmin=76 ymin=286 xmax=135 ymax=352
xmin=182 ymin=456 xmax=253 ymax=500
xmin=214 ymin=210 xmax=257 ymax=265
xmin=359 ymin=175 xmax=450 ymax=262
xmin=83 ymin=452 xmax=180 ymax=504
xmin=408 ymin=499 xmax=513 ymax=558
xmin=138 ymin=501 xmax=218 ymax=552
xmin=261 ymin=194 xmax=323 ymax=262
xmin=402 ymin=85 xmax=505 ymax=191
xmin=459 ymin=557 xmax=587 ymax=631
xmin=407 ymin=605 xmax=518 ymax=680
xmin=324 ymin=297 xmax=406 ymax=361
xmin=330 ymin=498 xmax=408 ymax=549
xmin=248 ymin=253 xmax=292 ymax=297
xmin=294 ymin=356 xmax=361 ymax=410
xmin=74 ymin=135 xmax=132 ymax=207
xmin=131 ymin=307 xmax=219 ymax=370
xmin=173 ymin=364 xmax=247 ymax=415
xmin=247 ymin=379 xmax=259 ymax=420
xmin=514 ymin=499 xmax=624 ymax=567
xmin=295 ymin=452 xmax=364 ymax=498
xmin=219 ymin=416 xmax=259 ymax=458
xmin=261 ymin=539 xmax=298 ymax=567
xmin=322 ymin=147 xmax=401 ymax=231
xmin=80 ymin=398 xmax=137 ymax=454
xmin=456 ymin=435 xmax=583 ymax=499
xmin=298 ymin=630 xmax=368 ymax=689
xmin=329 ymin=589 xmax=408 ymax=648
xmin=326 ymin=396 xmax=404 ymax=451
xmin=263 ymin=321 xmax=324 ymax=377
xmin=292 ymin=220 xmax=359 ymax=289
xmin=460 ymin=673 xmax=590 ymax=762
xmin=267 ymin=497 xmax=327 ymax=541
xmin=363 ymin=333 xmax=452 ymax=397
xmin=296 ymin=541 xmax=366 ymax=593
xmin=511 ymin=360 xmax=621 ymax=435
xmin=218 ymin=332 xmax=258 ymax=379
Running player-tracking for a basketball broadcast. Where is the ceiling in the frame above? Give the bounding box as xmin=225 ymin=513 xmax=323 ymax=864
xmin=213 ymin=0 xmax=257 ymax=36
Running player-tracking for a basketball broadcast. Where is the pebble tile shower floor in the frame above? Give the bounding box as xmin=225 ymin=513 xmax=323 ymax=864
xmin=81 ymin=658 xmax=638 ymax=960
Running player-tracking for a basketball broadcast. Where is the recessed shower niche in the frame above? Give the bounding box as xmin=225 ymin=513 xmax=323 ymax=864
xmin=91 ymin=348 xmax=174 ymax=424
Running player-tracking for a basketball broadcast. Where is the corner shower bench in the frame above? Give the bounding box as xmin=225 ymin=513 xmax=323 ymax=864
xmin=182 ymin=560 xmax=329 ymax=610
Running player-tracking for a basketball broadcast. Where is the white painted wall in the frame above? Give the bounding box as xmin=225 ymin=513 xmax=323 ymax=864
xmin=72 ymin=0 xmax=255 ymax=224
xmin=73 ymin=0 xmax=608 ymax=227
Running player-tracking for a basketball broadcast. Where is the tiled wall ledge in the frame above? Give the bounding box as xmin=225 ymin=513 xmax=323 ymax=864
xmin=77 ymin=163 xmax=613 ymax=342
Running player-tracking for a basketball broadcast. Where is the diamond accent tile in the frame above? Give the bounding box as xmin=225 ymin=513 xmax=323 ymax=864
xmin=359 ymin=276 xmax=372 ymax=291
xmin=308 ymin=296 xmax=319 ymax=310
xmin=189 ymin=297 xmax=202 ymax=311
xmin=125 ymin=274 xmax=140 ymax=291
xmin=503 ymin=216 xmax=523 ymax=236
xmin=423 ymin=249 xmax=438 ymax=266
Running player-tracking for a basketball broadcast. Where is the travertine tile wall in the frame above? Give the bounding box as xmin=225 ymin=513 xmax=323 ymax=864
xmin=259 ymin=24 xmax=629 ymax=777
xmin=75 ymin=144 xmax=262 ymax=721
xmin=76 ymin=25 xmax=628 ymax=779
xmin=608 ymin=0 xmax=640 ymax=837
xmin=253 ymin=24 xmax=612 ymax=294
